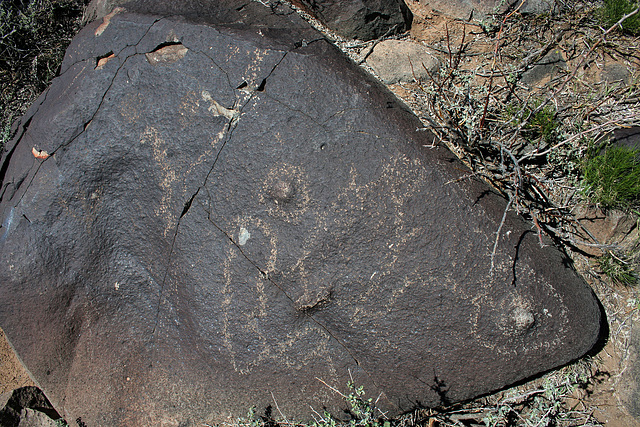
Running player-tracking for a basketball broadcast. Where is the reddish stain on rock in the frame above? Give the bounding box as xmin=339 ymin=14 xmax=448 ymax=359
xmin=145 ymin=44 xmax=189 ymax=66
xmin=94 ymin=6 xmax=125 ymax=36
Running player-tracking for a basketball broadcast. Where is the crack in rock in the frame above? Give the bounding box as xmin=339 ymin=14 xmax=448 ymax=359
xmin=11 ymin=17 xmax=164 ymax=208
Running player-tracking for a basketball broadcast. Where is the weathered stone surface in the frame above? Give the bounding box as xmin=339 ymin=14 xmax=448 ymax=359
xmin=291 ymin=0 xmax=413 ymax=40
xmin=613 ymin=126 xmax=640 ymax=150
xmin=0 ymin=1 xmax=602 ymax=426
xmin=366 ymin=39 xmax=439 ymax=84
xmin=621 ymin=326 xmax=640 ymax=422
xmin=18 ymin=408 xmax=60 ymax=427
xmin=83 ymin=0 xmax=317 ymax=30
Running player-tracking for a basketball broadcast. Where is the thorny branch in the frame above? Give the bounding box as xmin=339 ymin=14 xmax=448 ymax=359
xmin=408 ymin=1 xmax=640 ymax=268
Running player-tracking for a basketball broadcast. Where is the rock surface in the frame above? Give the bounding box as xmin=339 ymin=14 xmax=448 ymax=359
xmin=416 ymin=0 xmax=561 ymax=20
xmin=366 ymin=39 xmax=439 ymax=84
xmin=622 ymin=327 xmax=640 ymax=421
xmin=17 ymin=408 xmax=59 ymax=427
xmin=0 ymin=1 xmax=602 ymax=425
xmin=290 ymin=0 xmax=413 ymax=40
xmin=0 ymin=387 xmax=60 ymax=427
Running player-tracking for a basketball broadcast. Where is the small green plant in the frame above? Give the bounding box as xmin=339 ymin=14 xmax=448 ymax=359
xmin=581 ymin=144 xmax=640 ymax=209
xmin=312 ymin=381 xmax=389 ymax=427
xmin=1 ymin=120 xmax=12 ymax=149
xmin=235 ymin=381 xmax=390 ymax=427
xmin=599 ymin=0 xmax=640 ymax=35
xmin=524 ymin=104 xmax=558 ymax=146
xmin=237 ymin=407 xmax=268 ymax=427
xmin=343 ymin=381 xmax=388 ymax=427
xmin=598 ymin=250 xmax=638 ymax=285
xmin=504 ymin=101 xmax=558 ymax=147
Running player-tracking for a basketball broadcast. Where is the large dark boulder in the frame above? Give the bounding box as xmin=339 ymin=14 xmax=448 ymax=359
xmin=85 ymin=0 xmax=413 ymax=41
xmin=0 ymin=1 xmax=602 ymax=425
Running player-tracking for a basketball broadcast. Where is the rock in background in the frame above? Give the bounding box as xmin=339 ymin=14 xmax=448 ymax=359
xmin=366 ymin=39 xmax=439 ymax=84
xmin=0 ymin=387 xmax=61 ymax=427
xmin=415 ymin=0 xmax=562 ymax=20
xmin=290 ymin=0 xmax=413 ymax=40
xmin=0 ymin=0 xmax=602 ymax=425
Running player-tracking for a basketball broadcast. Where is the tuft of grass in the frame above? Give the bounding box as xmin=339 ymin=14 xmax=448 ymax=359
xmin=598 ymin=250 xmax=638 ymax=285
xmin=525 ymin=104 xmax=558 ymax=146
xmin=504 ymin=101 xmax=559 ymax=147
xmin=481 ymin=362 xmax=597 ymax=427
xmin=599 ymin=0 xmax=640 ymax=35
xmin=581 ymin=144 xmax=640 ymax=210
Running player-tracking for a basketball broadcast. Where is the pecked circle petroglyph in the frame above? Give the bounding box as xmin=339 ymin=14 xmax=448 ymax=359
xmin=260 ymin=163 xmax=311 ymax=223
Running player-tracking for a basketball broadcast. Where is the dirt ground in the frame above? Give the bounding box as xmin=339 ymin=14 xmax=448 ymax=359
xmin=0 ymin=328 xmax=35 ymax=396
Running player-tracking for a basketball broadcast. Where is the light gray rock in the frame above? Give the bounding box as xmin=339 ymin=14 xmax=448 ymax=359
xmin=367 ymin=39 xmax=439 ymax=83
xmin=18 ymin=409 xmax=59 ymax=427
xmin=602 ymin=62 xmax=632 ymax=85
xmin=0 ymin=387 xmax=60 ymax=427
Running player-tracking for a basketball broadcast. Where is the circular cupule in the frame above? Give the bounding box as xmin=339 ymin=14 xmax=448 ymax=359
xmin=260 ymin=163 xmax=311 ymax=222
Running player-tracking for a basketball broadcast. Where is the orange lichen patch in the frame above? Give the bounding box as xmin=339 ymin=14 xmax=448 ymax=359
xmin=32 ymin=147 xmax=49 ymax=160
xmin=96 ymin=53 xmax=116 ymax=70
xmin=95 ymin=7 xmax=125 ymax=37
xmin=145 ymin=44 xmax=189 ymax=66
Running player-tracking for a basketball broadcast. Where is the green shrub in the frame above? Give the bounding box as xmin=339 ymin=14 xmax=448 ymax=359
xmin=599 ymin=0 xmax=640 ymax=35
xmin=581 ymin=144 xmax=640 ymax=209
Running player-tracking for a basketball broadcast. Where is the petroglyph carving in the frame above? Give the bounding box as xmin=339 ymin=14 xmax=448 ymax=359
xmin=201 ymin=90 xmax=239 ymax=122
xmin=140 ymin=126 xmax=177 ymax=235
xmin=260 ymin=163 xmax=310 ymax=223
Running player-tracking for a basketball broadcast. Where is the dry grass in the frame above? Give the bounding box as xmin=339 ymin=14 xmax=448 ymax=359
xmin=0 ymin=0 xmax=88 ymax=149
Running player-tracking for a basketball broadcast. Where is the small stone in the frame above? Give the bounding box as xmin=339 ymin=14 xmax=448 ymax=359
xmin=18 ymin=408 xmax=59 ymax=427
xmin=602 ymin=62 xmax=632 ymax=85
